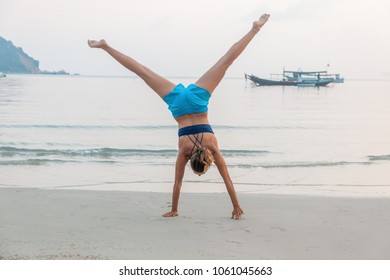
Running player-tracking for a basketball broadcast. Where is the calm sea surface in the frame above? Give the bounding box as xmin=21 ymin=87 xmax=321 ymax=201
xmin=1 ymin=75 xmax=390 ymax=193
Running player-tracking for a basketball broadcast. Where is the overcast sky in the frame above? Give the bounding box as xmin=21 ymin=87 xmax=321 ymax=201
xmin=1 ymin=0 xmax=389 ymax=79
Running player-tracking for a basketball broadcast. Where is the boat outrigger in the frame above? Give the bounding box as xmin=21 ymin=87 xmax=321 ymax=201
xmin=245 ymin=69 xmax=343 ymax=87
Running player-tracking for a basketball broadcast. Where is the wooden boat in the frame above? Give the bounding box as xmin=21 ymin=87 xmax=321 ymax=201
xmin=245 ymin=73 xmax=333 ymax=87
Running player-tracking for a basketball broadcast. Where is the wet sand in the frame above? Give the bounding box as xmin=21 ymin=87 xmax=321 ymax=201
xmin=1 ymin=187 xmax=390 ymax=260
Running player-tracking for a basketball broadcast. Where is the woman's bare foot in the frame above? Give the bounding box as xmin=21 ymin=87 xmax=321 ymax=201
xmin=252 ymin=13 xmax=270 ymax=33
xmin=162 ymin=211 xmax=178 ymax=218
xmin=88 ymin=39 xmax=108 ymax=49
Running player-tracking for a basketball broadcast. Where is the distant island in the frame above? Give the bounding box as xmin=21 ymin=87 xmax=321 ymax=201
xmin=0 ymin=35 xmax=70 ymax=75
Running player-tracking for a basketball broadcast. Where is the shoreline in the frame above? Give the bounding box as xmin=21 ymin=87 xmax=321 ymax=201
xmin=2 ymin=181 xmax=390 ymax=198
xmin=1 ymin=187 xmax=390 ymax=260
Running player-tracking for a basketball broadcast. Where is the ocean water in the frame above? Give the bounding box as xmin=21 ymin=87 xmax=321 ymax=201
xmin=1 ymin=74 xmax=390 ymax=194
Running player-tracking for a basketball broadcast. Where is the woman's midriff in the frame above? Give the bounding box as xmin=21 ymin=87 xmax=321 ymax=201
xmin=175 ymin=112 xmax=209 ymax=129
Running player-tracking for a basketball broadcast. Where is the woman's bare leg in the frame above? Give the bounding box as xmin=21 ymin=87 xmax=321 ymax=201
xmin=88 ymin=40 xmax=175 ymax=98
xmin=195 ymin=13 xmax=270 ymax=94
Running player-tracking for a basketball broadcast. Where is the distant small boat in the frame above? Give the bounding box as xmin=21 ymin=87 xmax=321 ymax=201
xmin=245 ymin=73 xmax=332 ymax=87
xmin=0 ymin=72 xmax=6 ymax=78
xmin=245 ymin=69 xmax=343 ymax=87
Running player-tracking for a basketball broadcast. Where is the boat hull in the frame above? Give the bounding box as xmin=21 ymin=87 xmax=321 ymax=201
xmin=247 ymin=74 xmax=331 ymax=87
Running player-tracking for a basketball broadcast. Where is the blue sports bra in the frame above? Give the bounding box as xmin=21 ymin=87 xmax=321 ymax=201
xmin=163 ymin=83 xmax=211 ymax=118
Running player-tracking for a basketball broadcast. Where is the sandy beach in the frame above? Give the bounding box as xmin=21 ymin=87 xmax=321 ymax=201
xmin=1 ymin=187 xmax=390 ymax=260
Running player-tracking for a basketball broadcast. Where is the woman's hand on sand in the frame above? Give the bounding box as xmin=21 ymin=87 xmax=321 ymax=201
xmin=253 ymin=13 xmax=270 ymax=33
xmin=88 ymin=39 xmax=108 ymax=49
xmin=162 ymin=211 xmax=178 ymax=218
xmin=232 ymin=207 xmax=244 ymax=220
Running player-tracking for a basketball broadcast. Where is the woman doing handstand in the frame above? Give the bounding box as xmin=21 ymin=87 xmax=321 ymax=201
xmin=88 ymin=13 xmax=270 ymax=219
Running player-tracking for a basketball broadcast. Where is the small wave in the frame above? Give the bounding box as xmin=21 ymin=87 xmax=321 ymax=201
xmin=0 ymin=146 xmax=178 ymax=158
xmin=0 ymin=146 xmax=269 ymax=159
xmin=213 ymin=125 xmax=315 ymax=130
xmin=368 ymin=155 xmax=390 ymax=161
xmin=0 ymin=124 xmax=177 ymax=130
xmin=230 ymin=161 xmax=372 ymax=169
xmin=264 ymin=161 xmax=370 ymax=168
xmin=1 ymin=146 xmax=375 ymax=169
xmin=0 ymin=124 xmax=316 ymax=131
xmin=0 ymin=159 xmax=76 ymax=166
xmin=221 ymin=149 xmax=270 ymax=157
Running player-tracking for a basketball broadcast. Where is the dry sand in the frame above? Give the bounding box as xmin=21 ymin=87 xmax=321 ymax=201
xmin=1 ymin=187 xmax=390 ymax=260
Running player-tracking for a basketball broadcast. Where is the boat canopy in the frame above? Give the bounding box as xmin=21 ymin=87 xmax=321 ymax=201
xmin=284 ymin=70 xmax=328 ymax=75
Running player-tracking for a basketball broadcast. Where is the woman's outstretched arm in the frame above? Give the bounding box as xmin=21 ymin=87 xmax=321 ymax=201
xmin=88 ymin=39 xmax=175 ymax=98
xmin=195 ymin=13 xmax=270 ymax=94
xmin=213 ymin=151 xmax=244 ymax=219
xmin=162 ymin=152 xmax=188 ymax=217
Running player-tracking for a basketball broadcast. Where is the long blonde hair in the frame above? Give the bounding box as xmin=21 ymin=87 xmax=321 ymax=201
xmin=190 ymin=147 xmax=214 ymax=175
